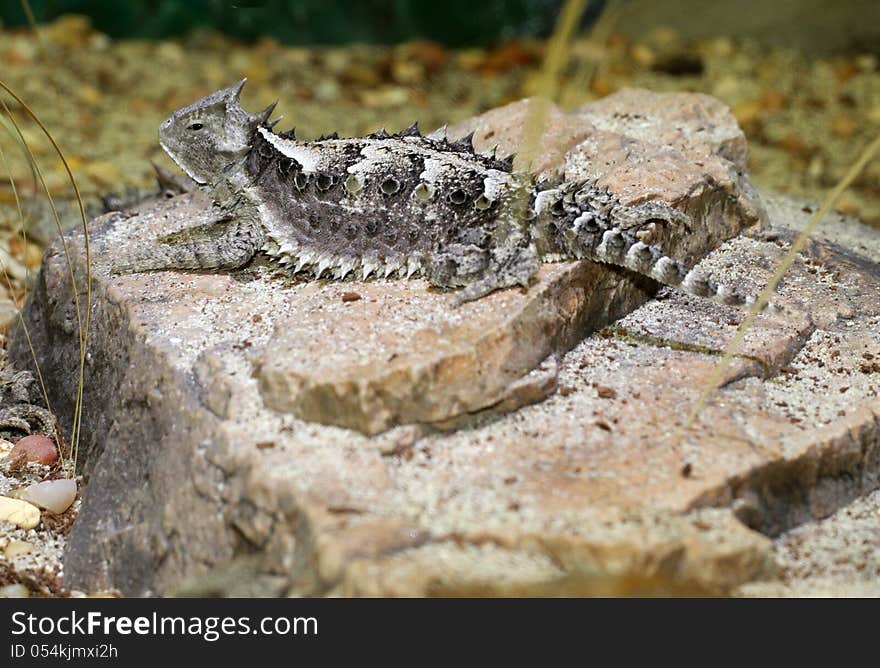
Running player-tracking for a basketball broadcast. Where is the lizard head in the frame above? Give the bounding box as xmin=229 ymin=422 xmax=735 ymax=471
xmin=159 ymin=79 xmax=278 ymax=185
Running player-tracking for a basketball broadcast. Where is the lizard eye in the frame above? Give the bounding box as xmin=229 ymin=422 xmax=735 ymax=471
xmin=187 ymin=123 xmax=204 ymax=131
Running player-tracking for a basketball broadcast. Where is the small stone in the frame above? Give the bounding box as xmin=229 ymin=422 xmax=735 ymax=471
xmin=0 ymin=298 xmax=18 ymax=331
xmin=18 ymin=479 xmax=77 ymax=514
xmin=44 ymin=14 xmax=94 ymax=49
xmin=23 ymin=241 xmax=44 ymax=270
xmin=595 ymin=385 xmax=617 ymax=399
xmin=7 ymin=435 xmax=58 ymax=465
xmin=404 ymin=40 xmax=448 ymax=72
xmin=629 ymin=43 xmax=656 ymax=67
xmin=0 ymin=584 xmax=30 ymax=598
xmin=0 ymin=496 xmax=40 ymax=529
xmin=833 ymin=60 xmax=859 ymax=83
xmin=733 ymin=99 xmax=762 ymax=126
xmin=84 ymin=161 xmax=123 ymax=188
xmin=831 ymin=114 xmax=856 ymax=138
xmin=4 ymin=540 xmax=33 ymax=558
xmin=778 ymin=134 xmax=813 ymax=159
xmin=360 ymin=86 xmax=410 ymax=108
xmin=77 ymin=85 xmax=101 ymax=105
xmin=759 ymin=90 xmax=787 ymax=112
xmin=590 ymin=76 xmax=616 ymax=98
xmin=340 ymin=291 xmax=362 ymax=303
xmin=341 ymin=62 xmax=382 ymax=87
xmin=390 ymin=59 xmax=424 ymax=85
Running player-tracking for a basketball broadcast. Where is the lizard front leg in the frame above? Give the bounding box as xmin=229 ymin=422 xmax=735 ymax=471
xmin=425 ymin=201 xmax=540 ymax=305
xmin=111 ymin=213 xmax=264 ymax=274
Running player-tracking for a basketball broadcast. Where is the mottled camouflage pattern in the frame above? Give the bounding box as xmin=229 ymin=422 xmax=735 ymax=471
xmin=112 ymin=80 xmax=764 ymax=308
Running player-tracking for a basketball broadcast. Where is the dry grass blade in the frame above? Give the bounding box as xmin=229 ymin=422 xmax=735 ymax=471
xmin=0 ymin=80 xmax=91 ymax=475
xmin=506 ymin=0 xmax=589 ymax=247
xmin=18 ymin=0 xmax=46 ymax=59
xmin=684 ymin=130 xmax=880 ymax=430
xmin=0 ymin=140 xmax=54 ymax=425
xmin=558 ymin=0 xmax=622 ymax=109
xmin=515 ymin=0 xmax=588 ymax=172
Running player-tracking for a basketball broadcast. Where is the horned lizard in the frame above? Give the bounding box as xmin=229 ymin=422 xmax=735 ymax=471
xmin=112 ymin=79 xmax=771 ymax=309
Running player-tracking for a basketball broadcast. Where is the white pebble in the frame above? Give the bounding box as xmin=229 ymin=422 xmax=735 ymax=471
xmin=0 ymin=584 xmax=31 ymax=598
xmin=18 ymin=479 xmax=77 ymax=514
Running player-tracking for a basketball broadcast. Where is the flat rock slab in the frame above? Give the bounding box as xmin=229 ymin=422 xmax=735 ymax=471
xmin=258 ymin=260 xmax=647 ymax=434
xmin=10 ymin=93 xmax=880 ymax=596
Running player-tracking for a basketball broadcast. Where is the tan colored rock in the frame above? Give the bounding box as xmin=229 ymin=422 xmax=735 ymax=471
xmin=0 ymin=496 xmax=40 ymax=530
xmin=18 ymin=479 xmax=77 ymax=514
xmin=0 ymin=584 xmax=30 ymax=598
xmin=257 ymin=261 xmax=641 ymax=435
xmin=257 ymin=92 xmax=763 ymax=434
xmin=435 ymin=98 xmax=594 ymax=176
xmin=444 ymin=90 xmax=768 ymax=265
xmin=10 ymin=92 xmax=880 ymax=596
xmin=4 ymin=540 xmax=33 ymax=558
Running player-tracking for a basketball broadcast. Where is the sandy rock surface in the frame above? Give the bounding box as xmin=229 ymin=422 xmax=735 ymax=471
xmin=9 ymin=92 xmax=880 ymax=596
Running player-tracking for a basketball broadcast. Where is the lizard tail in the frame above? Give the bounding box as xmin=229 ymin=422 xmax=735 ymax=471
xmin=568 ymin=214 xmax=787 ymax=315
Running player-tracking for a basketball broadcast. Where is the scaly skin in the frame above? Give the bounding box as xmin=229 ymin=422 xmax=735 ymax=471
xmin=112 ymin=80 xmax=772 ymax=310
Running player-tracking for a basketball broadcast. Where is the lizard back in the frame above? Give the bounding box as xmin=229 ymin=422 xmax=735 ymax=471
xmin=246 ymin=125 xmax=518 ymax=280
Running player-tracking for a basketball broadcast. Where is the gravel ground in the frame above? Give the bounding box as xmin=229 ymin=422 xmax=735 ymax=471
xmin=739 ymin=490 xmax=880 ymax=597
xmin=0 ymin=13 xmax=878 ymax=597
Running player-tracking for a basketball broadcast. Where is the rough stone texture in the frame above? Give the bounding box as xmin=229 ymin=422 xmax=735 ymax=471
xmin=738 ymin=488 xmax=880 ymax=597
xmin=259 ymin=91 xmax=766 ymax=434
xmin=444 ymin=90 xmax=768 ymax=265
xmin=9 ymin=94 xmax=880 ymax=596
xmin=257 ymin=263 xmax=644 ymax=435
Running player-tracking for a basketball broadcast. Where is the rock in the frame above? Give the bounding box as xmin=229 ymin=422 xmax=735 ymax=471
xmin=444 ymin=90 xmax=767 ymax=265
xmin=0 ymin=496 xmax=40 ymax=530
xmin=256 ymin=261 xmax=641 ymax=435
xmin=7 ymin=435 xmax=58 ymax=465
xmin=438 ymin=98 xmax=595 ymax=178
xmin=0 ymin=297 xmax=18 ymax=331
xmin=0 ymin=583 xmax=30 ymax=598
xmin=10 ymin=92 xmax=880 ymax=596
xmin=17 ymin=479 xmax=77 ymax=514
xmin=4 ymin=540 xmax=33 ymax=558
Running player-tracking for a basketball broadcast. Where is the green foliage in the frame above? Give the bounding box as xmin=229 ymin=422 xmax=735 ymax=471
xmin=2 ymin=0 xmax=605 ymax=46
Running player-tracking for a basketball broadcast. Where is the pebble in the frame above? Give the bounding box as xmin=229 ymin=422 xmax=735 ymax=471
xmin=403 ymin=41 xmax=448 ymax=73
xmin=831 ymin=114 xmax=857 ymax=138
xmin=0 ymin=584 xmax=30 ymax=598
xmin=0 ymin=496 xmax=40 ymax=529
xmin=7 ymin=435 xmax=58 ymax=465
xmin=4 ymin=540 xmax=33 ymax=558
xmin=733 ymin=99 xmax=762 ymax=125
xmin=630 ymin=43 xmax=656 ymax=67
xmin=18 ymin=479 xmax=77 ymax=514
xmin=0 ymin=297 xmax=18 ymax=331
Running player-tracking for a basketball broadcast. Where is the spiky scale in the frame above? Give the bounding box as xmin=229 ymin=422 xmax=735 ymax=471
xmin=114 ymin=81 xmax=783 ymax=315
xmin=449 ymin=131 xmax=475 ymax=153
xmin=395 ymin=122 xmax=421 ymax=138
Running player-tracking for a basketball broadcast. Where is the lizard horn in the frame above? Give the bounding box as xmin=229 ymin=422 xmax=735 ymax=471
xmin=224 ymin=78 xmax=247 ymax=101
xmin=250 ymin=100 xmax=278 ymax=127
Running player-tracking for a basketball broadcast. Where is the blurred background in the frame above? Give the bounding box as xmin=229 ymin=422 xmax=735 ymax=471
xmin=0 ymin=0 xmax=878 ymax=264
